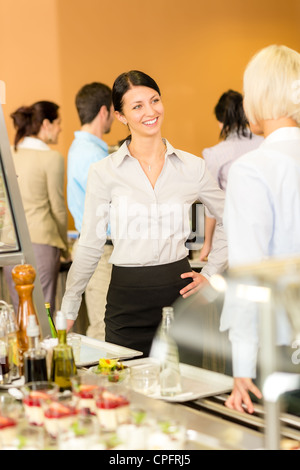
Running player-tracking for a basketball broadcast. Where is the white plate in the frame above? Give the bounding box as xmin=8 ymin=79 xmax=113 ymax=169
xmin=125 ymin=358 xmax=233 ymax=402
xmin=0 ymin=376 xmax=25 ymax=389
xmin=76 ymin=335 xmax=142 ymax=367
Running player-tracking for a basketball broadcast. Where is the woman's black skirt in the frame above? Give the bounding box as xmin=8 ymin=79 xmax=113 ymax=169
xmin=105 ymin=257 xmax=191 ymax=357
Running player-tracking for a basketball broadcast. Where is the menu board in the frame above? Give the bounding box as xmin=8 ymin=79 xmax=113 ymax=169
xmin=0 ymin=153 xmax=20 ymax=253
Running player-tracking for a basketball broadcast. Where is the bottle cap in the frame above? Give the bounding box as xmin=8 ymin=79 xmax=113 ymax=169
xmin=56 ymin=311 xmax=67 ymax=330
xmin=27 ymin=315 xmax=39 ymax=337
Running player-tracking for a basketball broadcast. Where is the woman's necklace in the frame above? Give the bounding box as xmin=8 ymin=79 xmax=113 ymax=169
xmin=129 ymin=143 xmax=167 ymax=172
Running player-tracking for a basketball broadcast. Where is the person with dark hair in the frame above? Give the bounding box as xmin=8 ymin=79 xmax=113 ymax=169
xmin=67 ymin=82 xmax=114 ymax=340
xmin=199 ymin=90 xmax=263 ymax=261
xmin=4 ymin=101 xmax=69 ymax=315
xmin=61 ymin=70 xmax=227 ymax=356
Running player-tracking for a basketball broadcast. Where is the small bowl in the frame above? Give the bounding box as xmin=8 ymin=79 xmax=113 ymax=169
xmin=88 ymin=364 xmax=129 ymax=384
xmin=89 ymin=366 xmax=130 ymax=383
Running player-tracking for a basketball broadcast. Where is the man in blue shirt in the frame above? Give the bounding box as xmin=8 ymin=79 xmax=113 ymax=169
xmin=67 ymin=82 xmax=114 ymax=340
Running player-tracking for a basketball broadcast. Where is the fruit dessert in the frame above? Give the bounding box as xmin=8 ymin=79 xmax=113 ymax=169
xmin=95 ymin=389 xmax=130 ymax=431
xmin=72 ymin=384 xmax=99 ymax=415
xmin=92 ymin=359 xmax=129 ymax=383
xmin=43 ymin=400 xmax=78 ymax=438
xmin=0 ymin=416 xmax=17 ymax=447
xmin=22 ymin=390 xmax=52 ymax=426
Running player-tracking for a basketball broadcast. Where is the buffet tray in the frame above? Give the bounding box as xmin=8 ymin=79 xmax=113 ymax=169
xmin=77 ymin=335 xmax=142 ymax=367
xmin=125 ymin=358 xmax=234 ymax=402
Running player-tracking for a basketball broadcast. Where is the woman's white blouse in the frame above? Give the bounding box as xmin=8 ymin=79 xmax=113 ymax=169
xmin=62 ymin=140 xmax=227 ymax=321
xmin=221 ymin=127 xmax=300 ymax=378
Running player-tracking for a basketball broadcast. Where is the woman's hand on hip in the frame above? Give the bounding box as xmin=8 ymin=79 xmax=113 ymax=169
xmin=179 ymin=271 xmax=209 ymax=298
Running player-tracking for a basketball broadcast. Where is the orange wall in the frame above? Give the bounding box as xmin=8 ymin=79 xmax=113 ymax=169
xmin=0 ymin=0 xmax=300 ymax=229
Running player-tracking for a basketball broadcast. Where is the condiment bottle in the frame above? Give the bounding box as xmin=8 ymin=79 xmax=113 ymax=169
xmin=23 ymin=315 xmax=48 ymax=383
xmin=11 ymin=264 xmax=41 ymax=374
xmin=51 ymin=311 xmax=77 ymax=391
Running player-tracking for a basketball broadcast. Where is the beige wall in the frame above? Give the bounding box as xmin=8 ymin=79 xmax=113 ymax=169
xmin=1 ymin=0 xmax=300 ymax=229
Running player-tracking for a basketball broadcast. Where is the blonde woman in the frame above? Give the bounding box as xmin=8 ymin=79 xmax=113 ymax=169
xmin=221 ymin=45 xmax=300 ymax=414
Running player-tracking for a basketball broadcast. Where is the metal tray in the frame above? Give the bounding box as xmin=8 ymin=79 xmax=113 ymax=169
xmin=125 ymin=358 xmax=233 ymax=402
xmin=76 ymin=335 xmax=142 ymax=367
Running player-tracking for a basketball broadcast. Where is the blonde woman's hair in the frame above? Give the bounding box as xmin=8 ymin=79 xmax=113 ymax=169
xmin=243 ymin=45 xmax=300 ymax=126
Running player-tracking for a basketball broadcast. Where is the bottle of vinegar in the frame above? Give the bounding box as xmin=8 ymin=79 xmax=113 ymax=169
xmin=51 ymin=311 xmax=77 ymax=391
xmin=23 ymin=315 xmax=48 ymax=383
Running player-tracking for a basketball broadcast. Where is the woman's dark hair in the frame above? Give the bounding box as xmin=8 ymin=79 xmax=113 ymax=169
xmin=214 ymin=90 xmax=250 ymax=139
xmin=75 ymin=82 xmax=112 ymax=125
xmin=11 ymin=101 xmax=59 ymax=149
xmin=112 ymin=70 xmax=161 ymax=113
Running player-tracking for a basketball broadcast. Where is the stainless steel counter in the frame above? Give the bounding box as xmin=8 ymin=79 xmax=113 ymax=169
xmin=128 ymin=389 xmax=264 ymax=450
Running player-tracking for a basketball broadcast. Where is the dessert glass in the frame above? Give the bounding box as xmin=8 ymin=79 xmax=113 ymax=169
xmin=21 ymin=381 xmax=58 ymax=426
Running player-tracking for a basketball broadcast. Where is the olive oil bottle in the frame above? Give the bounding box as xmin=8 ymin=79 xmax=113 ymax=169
xmin=51 ymin=311 xmax=77 ymax=391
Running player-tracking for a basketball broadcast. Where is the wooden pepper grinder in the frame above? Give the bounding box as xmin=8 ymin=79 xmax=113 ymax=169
xmin=11 ymin=264 xmax=41 ymax=375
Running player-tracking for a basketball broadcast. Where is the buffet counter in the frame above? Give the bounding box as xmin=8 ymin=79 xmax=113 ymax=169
xmin=1 ymin=335 xmax=299 ymax=450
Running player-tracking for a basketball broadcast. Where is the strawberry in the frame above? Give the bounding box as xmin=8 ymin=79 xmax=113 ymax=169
xmin=23 ymin=390 xmax=53 ymax=407
xmin=96 ymin=391 xmax=129 ymax=409
xmin=44 ymin=401 xmax=77 ymax=419
xmin=75 ymin=384 xmax=99 ymax=399
xmin=0 ymin=416 xmax=16 ymax=429
xmin=30 ymin=391 xmax=50 ymax=400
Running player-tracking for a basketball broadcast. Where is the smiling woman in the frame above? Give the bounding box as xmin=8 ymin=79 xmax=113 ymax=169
xmin=61 ymin=70 xmax=228 ymax=357
xmin=116 ymin=84 xmax=166 ymax=182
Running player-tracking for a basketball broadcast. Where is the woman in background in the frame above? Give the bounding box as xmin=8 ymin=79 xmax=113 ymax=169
xmin=199 ymin=90 xmax=263 ymax=261
xmin=4 ymin=101 xmax=69 ymax=315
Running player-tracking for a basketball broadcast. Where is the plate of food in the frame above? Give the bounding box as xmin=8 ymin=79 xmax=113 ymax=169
xmin=88 ymin=358 xmax=130 ymax=384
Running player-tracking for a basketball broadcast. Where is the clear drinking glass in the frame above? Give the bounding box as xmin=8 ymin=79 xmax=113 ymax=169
xmin=71 ymin=373 xmax=102 ymax=415
xmin=21 ymin=381 xmax=59 ymax=426
xmin=130 ymin=362 xmax=160 ymax=395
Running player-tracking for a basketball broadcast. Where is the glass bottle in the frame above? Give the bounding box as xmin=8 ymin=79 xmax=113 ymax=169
xmin=45 ymin=303 xmax=58 ymax=338
xmin=158 ymin=306 xmax=182 ymax=397
xmin=23 ymin=315 xmax=48 ymax=383
xmin=6 ymin=304 xmax=20 ymax=380
xmin=0 ymin=323 xmax=10 ymax=385
xmin=51 ymin=311 xmax=77 ymax=391
xmin=0 ymin=301 xmax=19 ymax=380
xmin=11 ymin=264 xmax=41 ymax=375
